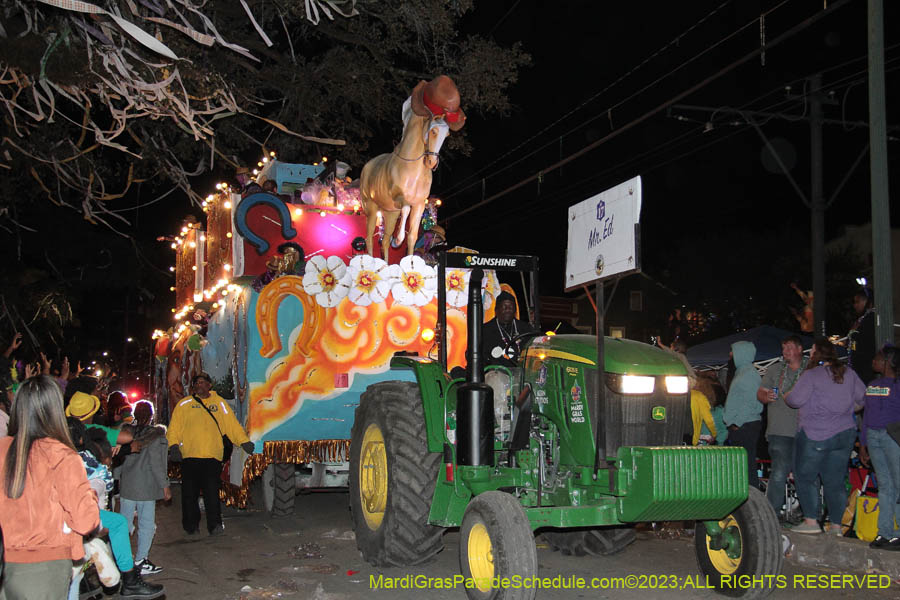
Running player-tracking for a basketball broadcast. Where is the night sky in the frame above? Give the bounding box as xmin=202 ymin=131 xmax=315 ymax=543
xmin=4 ymin=0 xmax=898 ymax=374
xmin=440 ymin=0 xmax=899 ymax=286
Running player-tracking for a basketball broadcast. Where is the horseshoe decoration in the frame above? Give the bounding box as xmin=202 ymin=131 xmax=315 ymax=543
xmin=234 ymin=192 xmax=298 ymax=255
xmin=256 ymin=275 xmax=325 ymax=358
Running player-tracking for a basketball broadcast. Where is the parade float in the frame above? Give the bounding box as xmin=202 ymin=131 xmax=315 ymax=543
xmin=152 ymin=75 xmax=494 ymax=513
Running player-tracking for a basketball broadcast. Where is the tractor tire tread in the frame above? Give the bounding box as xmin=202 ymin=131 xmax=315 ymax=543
xmin=350 ymin=381 xmax=444 ymax=567
xmin=695 ymin=486 xmax=784 ymax=599
xmin=541 ymin=526 xmax=636 ymax=557
xmin=460 ymin=491 xmax=538 ymax=600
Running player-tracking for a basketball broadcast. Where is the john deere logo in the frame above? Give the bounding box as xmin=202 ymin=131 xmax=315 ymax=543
xmin=651 ymin=406 xmax=666 ymax=421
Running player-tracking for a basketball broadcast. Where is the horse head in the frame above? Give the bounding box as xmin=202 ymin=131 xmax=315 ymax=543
xmin=423 ymin=118 xmax=450 ymax=170
xmin=401 ymin=98 xmax=450 ymax=171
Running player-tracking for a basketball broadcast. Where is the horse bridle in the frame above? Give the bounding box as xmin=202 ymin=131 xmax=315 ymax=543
xmin=393 ymin=117 xmax=443 ymax=170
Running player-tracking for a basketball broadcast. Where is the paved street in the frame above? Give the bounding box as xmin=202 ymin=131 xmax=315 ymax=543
xmin=136 ymin=485 xmax=898 ymax=600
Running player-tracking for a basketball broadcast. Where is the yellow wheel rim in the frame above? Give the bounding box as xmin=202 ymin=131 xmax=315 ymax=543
xmin=360 ymin=423 xmax=387 ymax=530
xmin=468 ymin=522 xmax=494 ymax=592
xmin=706 ymin=515 xmax=742 ymax=574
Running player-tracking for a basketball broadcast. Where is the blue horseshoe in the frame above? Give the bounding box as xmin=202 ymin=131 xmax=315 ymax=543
xmin=234 ymin=192 xmax=298 ymax=255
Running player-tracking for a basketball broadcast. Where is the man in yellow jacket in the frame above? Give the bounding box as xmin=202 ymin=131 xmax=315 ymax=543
xmin=167 ymin=373 xmax=254 ymax=537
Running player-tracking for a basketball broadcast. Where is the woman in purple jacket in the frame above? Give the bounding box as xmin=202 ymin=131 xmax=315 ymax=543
xmin=786 ymin=338 xmax=866 ymax=534
xmin=859 ymin=345 xmax=900 ymax=549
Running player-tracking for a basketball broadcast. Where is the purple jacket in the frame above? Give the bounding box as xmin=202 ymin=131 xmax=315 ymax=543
xmin=861 ymin=377 xmax=900 ymax=446
xmin=786 ymin=364 xmax=865 ymax=441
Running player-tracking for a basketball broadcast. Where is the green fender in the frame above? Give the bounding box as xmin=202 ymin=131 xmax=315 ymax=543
xmin=389 ymin=356 xmax=454 ymax=453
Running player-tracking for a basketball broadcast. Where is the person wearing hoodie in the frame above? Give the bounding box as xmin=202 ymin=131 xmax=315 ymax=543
xmin=117 ymin=400 xmax=170 ymax=575
xmin=786 ymin=338 xmax=866 ymax=534
xmin=723 ymin=341 xmax=762 ymax=488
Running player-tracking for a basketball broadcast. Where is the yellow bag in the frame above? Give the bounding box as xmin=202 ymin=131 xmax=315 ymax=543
xmin=855 ymin=496 xmax=880 ymax=542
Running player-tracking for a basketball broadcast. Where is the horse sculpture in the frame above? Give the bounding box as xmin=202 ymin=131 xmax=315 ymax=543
xmin=360 ymin=75 xmax=465 ymax=262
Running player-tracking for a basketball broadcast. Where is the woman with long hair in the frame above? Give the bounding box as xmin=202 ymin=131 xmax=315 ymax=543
xmin=786 ymin=338 xmax=866 ymax=534
xmin=0 ymin=375 xmax=100 ymax=600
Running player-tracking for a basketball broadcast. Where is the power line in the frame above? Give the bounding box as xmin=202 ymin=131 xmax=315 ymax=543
xmin=439 ymin=0 xmax=745 ymax=199
xmin=440 ymin=0 xmax=798 ymax=203
xmin=443 ymin=0 xmax=854 ymax=224
xmin=460 ymin=124 xmax=752 ymax=239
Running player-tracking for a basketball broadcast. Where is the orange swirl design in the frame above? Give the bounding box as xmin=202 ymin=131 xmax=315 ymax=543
xmin=248 ymin=295 xmax=493 ymax=437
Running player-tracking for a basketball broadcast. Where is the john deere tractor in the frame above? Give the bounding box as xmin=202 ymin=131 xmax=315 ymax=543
xmin=349 ymin=253 xmax=782 ymax=600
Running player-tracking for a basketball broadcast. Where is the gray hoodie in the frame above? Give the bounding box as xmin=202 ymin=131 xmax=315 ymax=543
xmin=723 ymin=341 xmax=762 ymax=427
xmin=118 ymin=425 xmax=168 ymax=501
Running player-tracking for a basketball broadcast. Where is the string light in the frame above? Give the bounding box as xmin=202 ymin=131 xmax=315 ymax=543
xmin=224 ymin=201 xmax=232 ymax=209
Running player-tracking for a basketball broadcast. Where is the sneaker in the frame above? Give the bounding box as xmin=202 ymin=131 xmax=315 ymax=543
xmin=882 ymin=537 xmax=900 ymax=551
xmin=870 ymin=535 xmax=892 ymax=548
xmin=209 ymin=524 xmax=225 ymax=537
xmin=183 ymin=529 xmax=201 ymax=541
xmin=137 ymin=559 xmax=163 ymax=575
xmin=792 ymin=522 xmax=822 ymax=534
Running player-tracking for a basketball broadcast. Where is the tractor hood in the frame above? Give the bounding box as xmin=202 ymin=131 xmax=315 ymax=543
xmin=527 ymin=334 xmax=687 ymax=376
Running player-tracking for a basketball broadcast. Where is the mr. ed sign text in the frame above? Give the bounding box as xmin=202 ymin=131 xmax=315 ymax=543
xmin=565 ymin=176 xmax=641 ymax=290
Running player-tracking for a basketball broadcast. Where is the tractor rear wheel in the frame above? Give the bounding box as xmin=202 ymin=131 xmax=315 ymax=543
xmin=349 ymin=381 xmax=444 ymax=566
xmin=271 ymin=463 xmax=296 ymax=517
xmin=541 ymin=526 xmax=636 ymax=556
xmin=460 ymin=492 xmax=538 ymax=600
xmin=695 ymin=487 xmax=783 ymax=598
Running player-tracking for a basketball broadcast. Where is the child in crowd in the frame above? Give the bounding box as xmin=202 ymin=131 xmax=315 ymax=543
xmin=67 ymin=418 xmax=165 ymax=599
xmin=117 ymin=400 xmax=170 ymax=575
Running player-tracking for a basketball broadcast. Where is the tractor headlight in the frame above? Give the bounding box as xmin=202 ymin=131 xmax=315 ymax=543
xmin=618 ymin=375 xmax=655 ymax=395
xmin=665 ymin=376 xmax=689 ymax=395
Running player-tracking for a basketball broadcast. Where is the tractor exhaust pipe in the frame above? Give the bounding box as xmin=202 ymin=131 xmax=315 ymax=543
xmin=456 ymin=268 xmax=494 ymax=467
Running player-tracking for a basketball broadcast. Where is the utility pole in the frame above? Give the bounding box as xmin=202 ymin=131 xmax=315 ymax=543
xmin=868 ymin=0 xmax=895 ymax=346
xmin=809 ymin=74 xmax=826 ymax=337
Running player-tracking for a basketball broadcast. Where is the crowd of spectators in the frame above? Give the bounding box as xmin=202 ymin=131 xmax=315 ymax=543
xmin=0 ymin=333 xmax=166 ymax=599
xmin=674 ymin=287 xmax=898 ymax=549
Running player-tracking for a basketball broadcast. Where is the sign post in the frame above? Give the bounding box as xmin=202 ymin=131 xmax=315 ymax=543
xmin=565 ymin=176 xmax=642 ymax=480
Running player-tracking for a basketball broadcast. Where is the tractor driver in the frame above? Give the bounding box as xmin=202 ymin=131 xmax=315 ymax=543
xmin=482 ymin=291 xmax=536 ymax=367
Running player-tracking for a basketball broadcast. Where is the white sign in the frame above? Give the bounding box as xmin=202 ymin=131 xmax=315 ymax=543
xmin=565 ymin=176 xmax=642 ymax=290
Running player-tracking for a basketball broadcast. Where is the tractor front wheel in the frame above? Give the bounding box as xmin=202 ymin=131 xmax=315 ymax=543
xmin=349 ymin=381 xmax=444 ymax=566
xmin=695 ymin=487 xmax=783 ymax=598
xmin=541 ymin=526 xmax=636 ymax=556
xmin=459 ymin=492 xmax=538 ymax=600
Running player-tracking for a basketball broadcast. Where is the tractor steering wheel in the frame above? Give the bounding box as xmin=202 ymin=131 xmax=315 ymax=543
xmin=500 ymin=330 xmax=542 ymax=365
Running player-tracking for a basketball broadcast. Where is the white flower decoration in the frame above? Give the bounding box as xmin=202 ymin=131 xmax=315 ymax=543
xmin=445 ymin=268 xmax=470 ymax=307
xmin=347 ymin=255 xmax=394 ymax=306
xmin=481 ymin=270 xmax=501 ymax=311
xmin=391 ymin=255 xmax=437 ymax=306
xmin=302 ymin=255 xmax=350 ymax=307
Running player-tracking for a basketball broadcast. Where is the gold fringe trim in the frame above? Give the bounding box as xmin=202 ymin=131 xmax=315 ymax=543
xmin=218 ymin=440 xmax=351 ymax=509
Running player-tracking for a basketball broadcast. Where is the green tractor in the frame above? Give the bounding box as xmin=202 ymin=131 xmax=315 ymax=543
xmin=349 ymin=254 xmax=782 ymax=599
